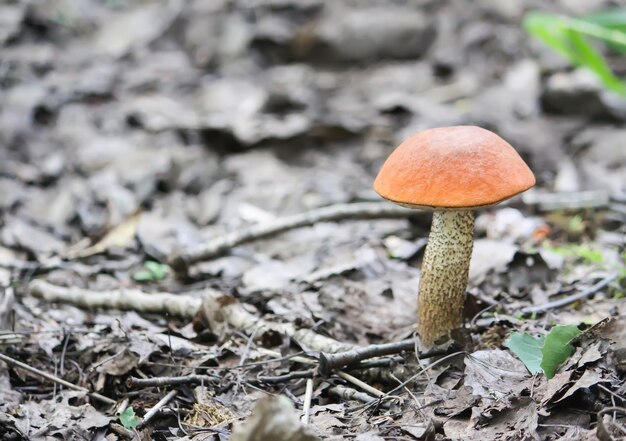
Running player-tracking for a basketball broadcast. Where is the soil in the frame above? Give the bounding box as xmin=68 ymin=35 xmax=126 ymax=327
xmin=0 ymin=0 xmax=624 ymax=440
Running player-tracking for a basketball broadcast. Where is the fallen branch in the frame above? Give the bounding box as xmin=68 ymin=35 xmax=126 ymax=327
xmin=0 ymin=352 xmax=115 ymax=405
xmin=127 ymin=374 xmax=219 ymax=389
xmin=168 ymin=202 xmax=416 ymax=272
xmin=139 ymin=390 xmax=178 ymax=429
xmin=301 ymin=378 xmax=314 ymax=424
xmin=319 ymin=339 xmax=456 ymax=375
xmin=336 ymin=371 xmax=385 ymax=398
xmin=520 ymin=273 xmax=618 ymax=315
xmin=258 ymin=369 xmax=315 ymax=384
xmin=29 ymin=280 xmax=202 ymax=317
xmin=522 ymin=190 xmax=610 ymax=210
xmin=28 ymin=280 xmax=355 ymax=355
xmin=328 ymin=385 xmax=377 ymax=405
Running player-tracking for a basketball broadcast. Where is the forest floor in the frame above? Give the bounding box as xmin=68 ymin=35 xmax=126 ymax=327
xmin=0 ymin=0 xmax=625 ymax=440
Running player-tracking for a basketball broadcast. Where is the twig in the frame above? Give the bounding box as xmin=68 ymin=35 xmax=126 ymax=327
xmin=29 ymin=280 xmax=202 ymax=317
xmin=140 ymin=390 xmax=178 ymax=428
xmin=319 ymin=339 xmax=456 ymax=375
xmin=127 ymin=374 xmax=219 ymax=389
xmin=328 ymin=385 xmax=377 ymax=405
xmin=384 ymin=351 xmax=465 ymax=397
xmin=522 ymin=190 xmax=610 ymax=210
xmin=520 ymin=274 xmax=618 ymax=315
xmin=345 ymin=356 xmax=404 ymax=370
xmin=0 ymin=352 xmax=115 ymax=405
xmin=301 ymin=378 xmax=314 ymax=424
xmin=0 ymin=286 xmax=14 ymax=330
xmin=109 ymin=423 xmax=135 ymax=439
xmin=258 ymin=369 xmax=315 ymax=384
xmin=598 ymin=407 xmax=626 ymax=437
xmin=336 ymin=371 xmax=385 ymax=398
xmin=168 ymin=202 xmax=417 ymax=271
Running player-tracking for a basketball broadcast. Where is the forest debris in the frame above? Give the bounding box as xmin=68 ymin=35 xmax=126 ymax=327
xmin=128 ymin=374 xmax=219 ymax=389
xmin=328 ymin=385 xmax=376 ymax=405
xmin=555 ymin=369 xmax=605 ymax=403
xmin=522 ymin=190 xmax=610 ymax=210
xmin=0 ymin=4 xmax=24 ymax=44
xmin=1 ymin=216 xmax=66 ymax=256
xmin=520 ymin=273 xmax=618 ymax=315
xmin=231 ymin=395 xmax=320 ymax=441
xmin=468 ymin=239 xmax=518 ymax=284
xmin=139 ymin=390 xmax=178 ymax=429
xmin=299 ymin=7 xmax=435 ymax=63
xmin=0 ymin=352 xmax=115 ymax=405
xmin=443 ymin=396 xmax=539 ymax=440
xmin=29 ymin=279 xmax=202 ymax=318
xmin=28 ymin=280 xmax=355 ymax=355
xmin=463 ymin=350 xmax=529 ymax=399
xmin=319 ymin=339 xmax=455 ymax=375
xmin=185 ymin=401 xmax=236 ymax=429
xmin=0 ymin=287 xmax=14 ymax=330
xmin=95 ymin=0 xmax=183 ymax=57
xmin=66 ymin=213 xmax=140 ymax=259
xmin=597 ymin=407 xmax=626 ymax=441
xmin=169 ymin=202 xmax=417 ymax=272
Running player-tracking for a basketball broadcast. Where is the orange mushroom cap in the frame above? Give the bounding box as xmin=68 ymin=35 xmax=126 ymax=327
xmin=374 ymin=126 xmax=536 ymax=209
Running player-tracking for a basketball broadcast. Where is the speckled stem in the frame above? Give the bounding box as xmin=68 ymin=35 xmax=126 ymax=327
xmin=417 ymin=210 xmax=474 ymax=347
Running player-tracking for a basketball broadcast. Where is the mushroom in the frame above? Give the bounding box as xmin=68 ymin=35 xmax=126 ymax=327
xmin=374 ymin=126 xmax=535 ymax=347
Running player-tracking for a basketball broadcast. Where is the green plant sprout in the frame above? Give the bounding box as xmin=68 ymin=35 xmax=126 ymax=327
xmin=524 ymin=9 xmax=626 ymax=96
xmin=120 ymin=406 xmax=141 ymax=430
xmin=132 ymin=261 xmax=169 ymax=283
xmin=544 ymin=242 xmax=604 ymax=265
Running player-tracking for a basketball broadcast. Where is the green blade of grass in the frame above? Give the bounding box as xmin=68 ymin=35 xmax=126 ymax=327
xmin=583 ymin=9 xmax=626 ymax=30
xmin=565 ymin=28 xmax=626 ymax=94
xmin=524 ymin=11 xmax=626 ymax=96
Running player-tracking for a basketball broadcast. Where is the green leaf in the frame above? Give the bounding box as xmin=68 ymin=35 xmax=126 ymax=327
xmin=524 ymin=12 xmax=575 ymax=61
xmin=584 ymin=9 xmax=626 ymax=29
xmin=540 ymin=325 xmax=581 ymax=378
xmin=524 ymin=10 xmax=626 ymax=96
xmin=120 ymin=407 xmax=141 ymax=430
xmin=505 ymin=332 xmax=545 ymax=375
xmin=565 ymin=28 xmax=626 ymax=94
xmin=506 ymin=325 xmax=582 ymax=379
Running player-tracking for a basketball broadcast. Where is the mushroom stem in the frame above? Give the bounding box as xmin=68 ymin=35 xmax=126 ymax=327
xmin=417 ymin=210 xmax=474 ymax=347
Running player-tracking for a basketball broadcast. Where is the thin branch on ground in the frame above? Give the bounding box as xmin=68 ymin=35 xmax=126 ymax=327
xmin=139 ymin=390 xmax=178 ymax=429
xmin=319 ymin=338 xmax=457 ymax=375
xmin=258 ymin=369 xmax=315 ymax=384
xmin=336 ymin=370 xmax=385 ymax=398
xmin=0 ymin=287 xmax=15 ymax=330
xmin=520 ymin=273 xmax=618 ymax=315
xmin=522 ymin=190 xmax=610 ymax=210
xmin=109 ymin=423 xmax=135 ymax=440
xmin=0 ymin=352 xmax=116 ymax=405
xmin=345 ymin=356 xmax=404 ymax=370
xmin=383 ymin=351 xmax=465 ymax=398
xmin=328 ymin=385 xmax=378 ymax=405
xmin=29 ymin=280 xmax=202 ymax=317
xmin=127 ymin=374 xmax=220 ymax=389
xmin=301 ymin=378 xmax=314 ymax=424
xmin=168 ymin=201 xmax=417 ymax=272
xmin=28 ymin=280 xmax=355 ymax=355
